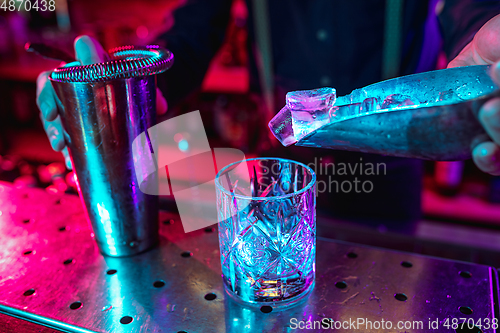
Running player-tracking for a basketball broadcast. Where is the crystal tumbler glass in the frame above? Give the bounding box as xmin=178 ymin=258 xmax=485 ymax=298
xmin=215 ymin=158 xmax=316 ymax=309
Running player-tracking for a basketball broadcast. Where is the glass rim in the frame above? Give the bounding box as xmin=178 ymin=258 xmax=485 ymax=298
xmin=215 ymin=157 xmax=316 ymax=201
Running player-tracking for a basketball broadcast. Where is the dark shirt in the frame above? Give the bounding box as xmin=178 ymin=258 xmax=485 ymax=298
xmin=156 ymin=0 xmax=500 ymax=230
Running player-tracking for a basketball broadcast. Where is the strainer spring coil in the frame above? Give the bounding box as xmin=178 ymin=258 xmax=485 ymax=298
xmin=50 ymin=45 xmax=174 ymax=83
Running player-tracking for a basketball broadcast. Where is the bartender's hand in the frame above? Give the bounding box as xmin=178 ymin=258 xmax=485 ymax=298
xmin=36 ymin=35 xmax=168 ymax=169
xmin=448 ymin=14 xmax=500 ymax=175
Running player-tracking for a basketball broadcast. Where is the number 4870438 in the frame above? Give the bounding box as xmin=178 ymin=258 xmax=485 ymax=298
xmin=1 ymin=0 xmax=55 ymax=11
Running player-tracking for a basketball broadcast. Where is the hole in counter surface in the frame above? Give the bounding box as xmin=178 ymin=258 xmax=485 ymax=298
xmin=394 ymin=293 xmax=407 ymax=301
xmin=106 ymin=269 xmax=117 ymax=275
xmin=346 ymin=252 xmax=357 ymax=258
xmin=204 ymin=293 xmax=217 ymax=301
xmin=401 ymin=261 xmax=413 ymax=268
xmin=335 ymin=281 xmax=347 ymax=289
xmin=181 ymin=251 xmax=192 ymax=258
xmin=153 ymin=280 xmax=165 ymax=288
xmin=63 ymin=259 xmax=74 ymax=265
xmin=459 ymin=306 xmax=473 ymax=315
xmin=459 ymin=271 xmax=472 ymax=278
xmin=69 ymin=301 xmax=82 ymax=310
xmin=260 ymin=306 xmax=273 ymax=313
xmin=23 ymin=289 xmax=35 ymax=296
xmin=120 ymin=316 xmax=133 ymax=324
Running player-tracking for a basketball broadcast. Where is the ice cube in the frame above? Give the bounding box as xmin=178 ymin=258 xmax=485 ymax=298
xmin=380 ymin=94 xmax=415 ymax=110
xmin=361 ymin=97 xmax=381 ymax=112
xmin=434 ymin=89 xmax=458 ymax=103
xmin=286 ymin=87 xmax=336 ymax=110
xmin=285 ymin=87 xmax=337 ymax=142
xmin=268 ymin=106 xmax=297 ymax=146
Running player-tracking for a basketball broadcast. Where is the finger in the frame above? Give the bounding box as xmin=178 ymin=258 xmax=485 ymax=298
xmin=478 ymin=97 xmax=500 ymax=145
xmin=473 ymin=141 xmax=500 ymax=175
xmin=156 ymin=88 xmax=168 ymax=115
xmin=74 ymin=35 xmax=109 ymax=65
xmin=62 ymin=147 xmax=73 ymax=170
xmin=473 ymin=13 xmax=500 ymax=65
xmin=447 ymin=43 xmax=478 ymax=68
xmin=40 ymin=113 xmax=66 ymax=152
xmin=448 ymin=14 xmax=500 ymax=68
xmin=36 ymin=71 xmax=58 ymax=121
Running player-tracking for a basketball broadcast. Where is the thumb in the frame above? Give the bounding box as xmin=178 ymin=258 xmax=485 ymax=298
xmin=474 ymin=13 xmax=500 ymax=65
xmin=448 ymin=13 xmax=500 ymax=68
xmin=74 ymin=35 xmax=109 ymax=65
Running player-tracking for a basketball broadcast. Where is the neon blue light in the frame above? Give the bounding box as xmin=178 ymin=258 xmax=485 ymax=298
xmin=178 ymin=139 xmax=189 ymax=152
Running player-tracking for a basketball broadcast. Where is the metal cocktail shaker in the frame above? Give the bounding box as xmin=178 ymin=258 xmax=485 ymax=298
xmin=49 ymin=46 xmax=173 ymax=257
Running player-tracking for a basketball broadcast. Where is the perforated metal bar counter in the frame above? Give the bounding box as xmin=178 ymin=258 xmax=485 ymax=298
xmin=0 ymin=182 xmax=498 ymax=333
